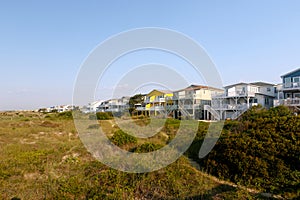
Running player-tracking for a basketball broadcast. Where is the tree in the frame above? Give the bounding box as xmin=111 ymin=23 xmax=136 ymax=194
xmin=129 ymin=94 xmax=145 ymax=114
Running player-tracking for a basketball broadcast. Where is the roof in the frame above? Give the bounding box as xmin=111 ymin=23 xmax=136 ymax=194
xmin=225 ymin=82 xmax=275 ymax=88
xmin=174 ymin=84 xmax=223 ymax=92
xmin=146 ymin=89 xmax=173 ymax=96
xmin=224 ymin=82 xmax=249 ymax=88
xmin=250 ymin=82 xmax=275 ymax=86
xmin=157 ymin=89 xmax=173 ymax=94
xmin=89 ymin=100 xmax=103 ymax=106
xmin=281 ymin=68 xmax=300 ymax=77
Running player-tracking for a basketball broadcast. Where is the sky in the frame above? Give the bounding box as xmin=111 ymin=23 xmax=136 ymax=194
xmin=1 ymin=0 xmax=300 ymax=110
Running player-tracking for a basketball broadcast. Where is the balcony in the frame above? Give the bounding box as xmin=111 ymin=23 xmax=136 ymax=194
xmin=173 ymin=94 xmax=194 ymax=100
xmin=144 ymin=97 xmax=167 ymax=103
xmin=227 ymin=91 xmax=256 ymax=97
xmin=106 ymin=108 xmax=120 ymax=112
xmin=148 ymin=106 xmax=165 ymax=111
xmin=136 ymin=107 xmax=146 ymax=111
xmin=283 ymin=82 xmax=300 ymax=91
xmin=281 ymin=98 xmax=300 ymax=106
xmin=212 ymin=103 xmax=256 ymax=110
xmin=212 ymin=91 xmax=256 ymax=98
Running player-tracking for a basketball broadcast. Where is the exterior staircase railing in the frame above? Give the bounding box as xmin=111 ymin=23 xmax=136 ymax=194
xmin=231 ymin=104 xmax=250 ymax=119
xmin=175 ymin=102 xmax=194 ymax=118
xmin=204 ymin=105 xmax=220 ymax=120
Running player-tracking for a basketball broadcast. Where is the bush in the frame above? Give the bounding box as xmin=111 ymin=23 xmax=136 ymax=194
xmin=111 ymin=129 xmax=137 ymax=146
xmin=187 ymin=106 xmax=300 ymax=196
xmin=57 ymin=111 xmax=73 ymax=120
xmin=96 ymin=112 xmax=113 ymax=120
xmin=133 ymin=142 xmax=163 ymax=153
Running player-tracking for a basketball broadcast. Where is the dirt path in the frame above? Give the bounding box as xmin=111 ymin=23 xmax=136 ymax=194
xmin=188 ymin=159 xmax=284 ymax=199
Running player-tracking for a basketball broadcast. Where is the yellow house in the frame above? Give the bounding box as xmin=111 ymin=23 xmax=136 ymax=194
xmin=145 ymin=89 xmax=173 ymax=116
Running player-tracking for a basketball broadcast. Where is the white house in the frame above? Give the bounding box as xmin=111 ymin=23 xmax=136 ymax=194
xmin=87 ymin=100 xmax=103 ymax=112
xmin=97 ymin=96 xmax=130 ymax=112
xmin=209 ymin=82 xmax=276 ymax=120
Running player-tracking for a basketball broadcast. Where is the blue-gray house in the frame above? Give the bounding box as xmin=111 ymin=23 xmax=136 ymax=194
xmin=281 ymin=68 xmax=300 ymax=99
xmin=280 ymin=68 xmax=300 ymax=107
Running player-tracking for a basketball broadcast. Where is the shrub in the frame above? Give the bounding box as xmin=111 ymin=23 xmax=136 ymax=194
xmin=111 ymin=129 xmax=137 ymax=146
xmin=189 ymin=106 xmax=300 ymax=196
xmin=133 ymin=142 xmax=163 ymax=153
xmin=57 ymin=111 xmax=73 ymax=120
xmin=96 ymin=112 xmax=113 ymax=120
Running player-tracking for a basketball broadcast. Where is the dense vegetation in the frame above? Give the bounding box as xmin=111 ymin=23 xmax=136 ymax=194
xmin=0 ymin=111 xmax=263 ymax=199
xmin=187 ymin=106 xmax=300 ymax=198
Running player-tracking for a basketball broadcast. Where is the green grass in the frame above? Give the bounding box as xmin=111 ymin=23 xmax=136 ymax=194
xmin=0 ymin=112 xmax=268 ymax=199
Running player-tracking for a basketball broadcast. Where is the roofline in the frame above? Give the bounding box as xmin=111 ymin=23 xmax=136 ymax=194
xmin=280 ymin=68 xmax=300 ymax=78
xmin=224 ymin=82 xmax=249 ymax=88
xmin=174 ymin=84 xmax=223 ymax=92
xmin=146 ymin=89 xmax=173 ymax=96
xmin=225 ymin=81 xmax=275 ymax=88
xmin=249 ymin=81 xmax=275 ymax=86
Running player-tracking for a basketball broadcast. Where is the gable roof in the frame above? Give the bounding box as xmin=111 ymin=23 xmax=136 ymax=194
xmin=224 ymin=82 xmax=249 ymax=88
xmin=225 ymin=82 xmax=275 ymax=89
xmin=146 ymin=89 xmax=173 ymax=97
xmin=250 ymin=82 xmax=275 ymax=86
xmin=157 ymin=89 xmax=173 ymax=94
xmin=281 ymin=68 xmax=300 ymax=78
xmin=175 ymin=84 xmax=223 ymax=92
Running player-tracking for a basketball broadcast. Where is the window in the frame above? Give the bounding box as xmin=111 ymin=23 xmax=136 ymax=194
xmin=293 ymin=77 xmax=300 ymax=83
xmin=285 ymin=77 xmax=292 ymax=88
xmin=267 ymin=88 xmax=271 ymax=92
xmin=265 ymin=98 xmax=269 ymax=105
xmin=200 ymin=100 xmax=211 ymax=105
xmin=294 ymin=93 xmax=300 ymax=98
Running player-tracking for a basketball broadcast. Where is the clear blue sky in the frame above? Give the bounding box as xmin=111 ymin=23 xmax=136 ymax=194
xmin=1 ymin=1 xmax=300 ymax=110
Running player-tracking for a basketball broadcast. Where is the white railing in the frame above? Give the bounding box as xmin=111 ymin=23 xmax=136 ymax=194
xmin=106 ymin=108 xmax=121 ymax=112
xmin=212 ymin=103 xmax=254 ymax=110
xmin=148 ymin=106 xmax=165 ymax=111
xmin=227 ymin=91 xmax=256 ymax=97
xmin=282 ymin=98 xmax=300 ymax=106
xmin=144 ymin=97 xmax=166 ymax=103
xmin=212 ymin=93 xmax=226 ymax=98
xmin=136 ymin=107 xmax=146 ymax=111
xmin=212 ymin=91 xmax=256 ymax=98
